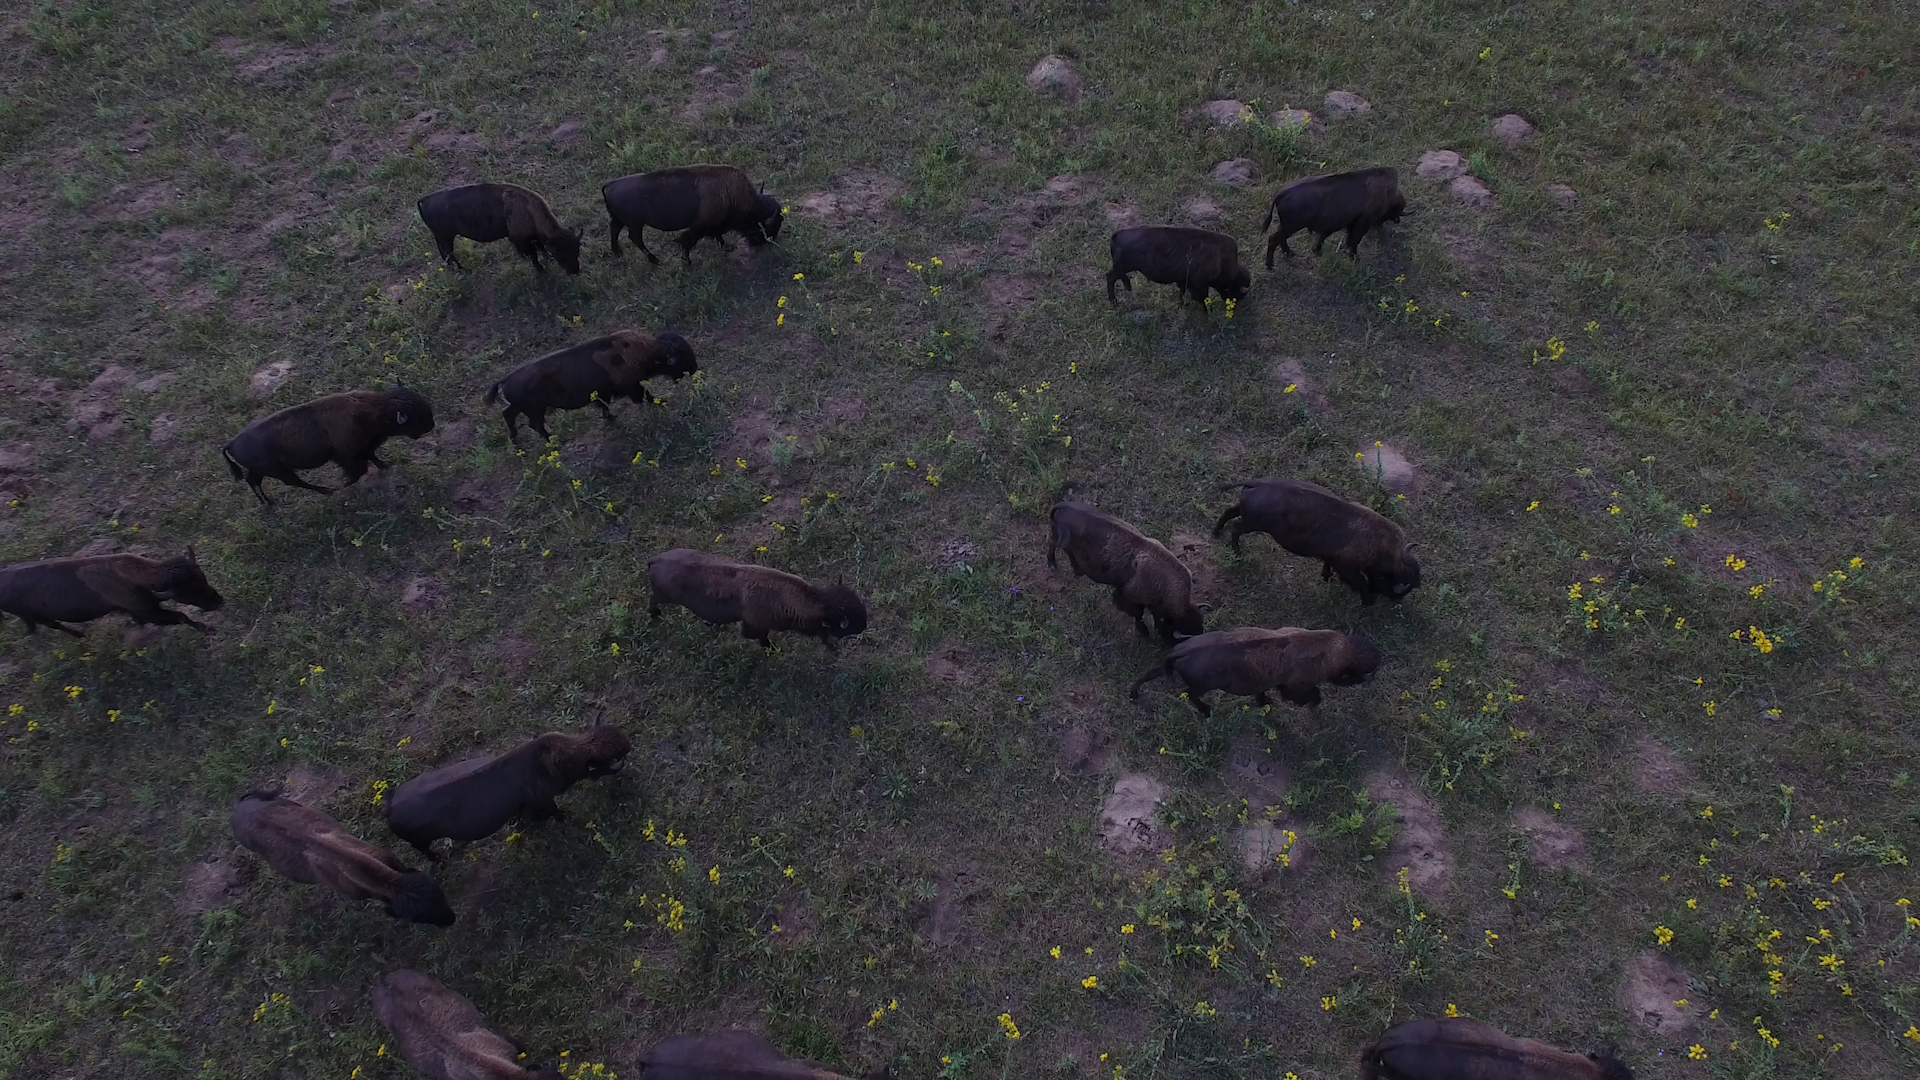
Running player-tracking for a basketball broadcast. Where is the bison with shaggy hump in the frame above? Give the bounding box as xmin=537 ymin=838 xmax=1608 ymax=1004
xmin=1261 ymin=167 xmax=1406 ymax=266
xmin=485 ymin=329 xmax=697 ymax=443
xmin=1106 ymin=226 xmax=1251 ymax=308
xmin=602 ymin=164 xmax=784 ymax=265
xmin=1128 ymin=626 xmax=1380 ymax=716
xmin=647 ymin=548 xmax=867 ymax=651
xmin=416 ymin=183 xmax=583 ymax=274
xmin=1049 ymin=501 xmax=1204 ymax=641
xmin=1213 ymin=478 xmax=1420 ymax=604
xmin=640 ymin=1030 xmax=893 ymax=1080
xmin=0 ymin=549 xmax=223 ymax=636
xmin=223 ymin=387 xmax=435 ymax=505
xmin=1359 ymin=1018 xmax=1634 ymax=1080
xmin=231 ymin=789 xmax=455 ymax=926
xmin=384 ymin=726 xmax=631 ymax=859
xmin=373 ymin=970 xmax=560 ymax=1080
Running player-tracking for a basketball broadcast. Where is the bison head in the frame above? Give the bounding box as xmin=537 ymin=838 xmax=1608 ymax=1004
xmin=1335 ymin=632 xmax=1382 ymax=684
xmin=389 ymin=871 xmax=456 ymax=927
xmin=750 ymin=192 xmax=785 ymax=246
xmin=159 ymin=548 xmax=226 ymax=612
xmin=1219 ymin=263 xmax=1252 ymax=301
xmin=1383 ymin=545 xmax=1421 ymax=600
xmin=654 ymin=332 xmax=700 ymax=379
xmin=550 ymin=226 xmax=584 ymax=275
xmin=580 ymin=725 xmax=632 ymax=777
xmin=383 ymin=387 xmax=437 ymax=439
xmin=820 ymin=582 xmax=868 ymax=638
xmin=1589 ymin=1053 xmax=1635 ymax=1080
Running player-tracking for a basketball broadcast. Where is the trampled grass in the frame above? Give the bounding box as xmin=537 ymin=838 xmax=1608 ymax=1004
xmin=1 ymin=1 xmax=1917 ymax=1077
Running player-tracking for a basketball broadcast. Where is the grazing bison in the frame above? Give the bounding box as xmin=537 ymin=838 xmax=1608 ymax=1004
xmin=373 ymin=970 xmax=559 ymax=1080
xmin=1260 ymin=167 xmax=1406 ymax=266
xmin=1128 ymin=626 xmax=1380 ymax=716
xmin=1213 ymin=478 xmax=1420 ymax=604
xmin=1048 ymin=501 xmax=1204 ymax=641
xmin=647 ymin=549 xmax=866 ymax=651
xmin=1106 ymin=226 xmax=1251 ymax=308
xmin=0 ymin=549 xmax=222 ymax=636
xmin=223 ymin=387 xmax=435 ymax=505
xmin=602 ymin=164 xmax=785 ymax=265
xmin=484 ymin=330 xmax=697 ymax=443
xmin=231 ymin=789 xmax=455 ymax=926
xmin=1359 ymin=1018 xmax=1634 ymax=1080
xmin=640 ymin=1030 xmax=891 ymax=1080
xmin=416 ymin=183 xmax=583 ymax=274
xmin=384 ymin=726 xmax=631 ymax=858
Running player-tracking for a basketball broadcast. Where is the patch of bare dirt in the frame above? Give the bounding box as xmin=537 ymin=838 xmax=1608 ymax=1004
xmin=282 ymin=762 xmax=348 ymax=807
xmin=486 ymin=630 xmax=539 ymax=677
xmin=1026 ymin=55 xmax=1082 ymax=102
xmin=216 ymin=37 xmax=333 ymax=87
xmin=764 ymin=894 xmax=814 ymax=947
xmin=925 ymin=642 xmax=978 ymax=687
xmin=1634 ymin=736 xmax=1689 ymax=796
xmin=916 ymin=869 xmax=977 ymax=947
xmin=1056 ymin=723 xmax=1114 ymax=775
xmin=981 ymin=274 xmax=1042 ymax=342
xmin=67 ymin=365 xmax=139 ymax=440
xmin=1416 ymin=150 xmax=1467 ymax=181
xmin=449 ymin=471 xmax=510 ymax=514
xmin=680 ymin=66 xmax=747 ymax=121
xmin=1166 ymin=530 xmax=1224 ymax=608
xmin=715 ymin=398 xmax=804 ymax=477
xmin=1222 ymin=732 xmax=1289 ymax=810
xmin=1102 ymin=200 xmax=1139 ymax=229
xmin=1618 ymin=950 xmax=1696 ymax=1036
xmin=1182 ymin=196 xmax=1224 ymax=225
xmin=794 ymin=171 xmax=902 ymax=225
xmin=1269 ymin=357 xmax=1328 ymax=410
xmin=1512 ymin=806 xmax=1587 ymax=871
xmin=1355 ymin=442 xmax=1416 ymax=494
xmin=1212 ymin=432 xmax=1248 ymax=461
xmin=1098 ymin=773 xmax=1166 ymax=854
xmin=934 ymin=537 xmax=978 ymax=571
xmin=1209 ymin=159 xmax=1257 ymax=188
xmin=1450 ymin=175 xmax=1495 ymax=209
xmin=179 ymin=857 xmax=248 ymax=914
xmin=1201 ymin=99 xmax=1251 ymax=127
xmin=401 ymin=577 xmax=448 ymax=616
xmin=248 ymin=361 xmax=295 ymax=399
xmin=1236 ymin=819 xmax=1310 ymax=878
xmin=1364 ymin=769 xmax=1453 ymax=895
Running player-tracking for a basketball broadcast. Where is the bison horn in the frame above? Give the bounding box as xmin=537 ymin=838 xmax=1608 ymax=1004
xmin=187 ymin=544 xmax=198 ymax=561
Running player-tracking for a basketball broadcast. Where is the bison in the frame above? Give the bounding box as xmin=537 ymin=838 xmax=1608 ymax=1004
xmin=416 ymin=183 xmax=583 ymax=274
xmin=373 ymin=970 xmax=559 ymax=1080
xmin=1106 ymin=226 xmax=1251 ymax=308
xmin=1260 ymin=167 xmax=1406 ymax=266
xmin=602 ymin=164 xmax=784 ymax=265
xmin=647 ymin=549 xmax=867 ymax=651
xmin=223 ymin=387 xmax=435 ymax=505
xmin=384 ymin=726 xmax=631 ymax=859
xmin=0 ymin=549 xmax=223 ymax=636
xmin=231 ymin=789 xmax=455 ymax=926
xmin=1128 ymin=626 xmax=1380 ymax=716
xmin=1359 ymin=1018 xmax=1634 ymax=1080
xmin=484 ymin=329 xmax=697 ymax=443
xmin=640 ymin=1030 xmax=891 ymax=1080
xmin=1213 ymin=478 xmax=1420 ymax=604
xmin=1048 ymin=501 xmax=1204 ymax=641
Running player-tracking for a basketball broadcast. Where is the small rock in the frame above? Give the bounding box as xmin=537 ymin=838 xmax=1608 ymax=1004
xmin=1208 ymin=159 xmax=1257 ymax=189
xmin=1416 ymin=150 xmax=1467 ymax=180
xmin=1269 ymin=109 xmax=1315 ymax=130
xmin=401 ymin=577 xmax=447 ymax=616
xmin=1544 ymin=182 xmax=1578 ymax=208
xmin=134 ymin=373 xmax=177 ymax=393
xmin=1619 ymin=951 xmax=1696 ymax=1036
xmin=248 ymin=361 xmax=294 ymax=398
xmin=90 ymin=365 xmax=136 ymax=392
xmin=1056 ymin=724 xmax=1113 ymax=775
xmin=1182 ymin=197 xmax=1224 ymax=224
xmin=180 ymin=858 xmax=247 ymax=914
xmin=1099 ymin=773 xmax=1166 ymax=853
xmin=548 ymin=119 xmax=585 ymax=145
xmin=647 ymin=46 xmax=669 ymax=66
xmin=1490 ymin=113 xmax=1536 ymax=147
xmin=1513 ymin=806 xmax=1588 ymax=871
xmin=1356 ymin=442 xmax=1416 ymax=492
xmin=148 ymin=414 xmax=180 ymax=445
xmin=710 ymin=30 xmax=737 ymax=45
xmin=1202 ymin=99 xmax=1251 ymax=126
xmin=1449 ymin=174 xmax=1494 ymax=208
xmin=1025 ymin=55 xmax=1082 ymax=102
xmin=424 ymin=130 xmax=487 ymax=154
xmin=1323 ymin=90 xmax=1372 ymax=118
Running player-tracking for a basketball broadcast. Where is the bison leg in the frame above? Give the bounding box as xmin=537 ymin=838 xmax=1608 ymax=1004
xmin=676 ymin=229 xmax=701 ymax=265
xmin=1335 ymin=566 xmax=1372 ymax=599
xmin=370 ymin=452 xmax=394 ymax=470
xmin=128 ymin=604 xmax=208 ymax=632
xmin=1105 ymin=268 xmax=1129 ymax=305
xmin=24 ymin=616 xmax=88 ymax=638
xmin=1111 ymin=589 xmax=1149 ymax=636
xmin=742 ymin=623 xmax=776 ymax=650
xmin=593 ymin=397 xmax=615 ymax=422
xmin=633 ymin=225 xmax=663 ymax=266
xmin=1312 ymin=230 xmax=1330 ymax=256
xmin=1210 ymin=502 xmax=1242 ymax=539
xmin=608 ymin=214 xmax=625 ymax=257
xmin=1281 ymin=684 xmax=1323 ymax=707
xmin=1321 ymin=561 xmax=1335 ymax=581
xmin=500 ymin=407 xmax=523 ymax=443
xmin=1264 ymin=232 xmax=1283 ymax=270
xmin=511 ymin=236 xmax=545 ymax=273
xmin=526 ymin=411 xmax=553 ymax=443
xmin=432 ymin=229 xmax=463 ymax=269
xmin=244 ymin=474 xmax=275 ymax=507
xmin=1254 ymin=690 xmax=1274 ymax=708
xmin=1344 ymin=222 xmax=1369 ymax=258
xmin=274 ymin=470 xmax=336 ymax=497
xmin=1185 ymin=684 xmax=1213 ymax=717
xmin=338 ymin=458 xmax=372 ymax=486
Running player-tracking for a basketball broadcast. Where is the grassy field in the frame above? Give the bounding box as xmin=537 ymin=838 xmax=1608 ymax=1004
xmin=2 ymin=0 xmax=1918 ymax=1077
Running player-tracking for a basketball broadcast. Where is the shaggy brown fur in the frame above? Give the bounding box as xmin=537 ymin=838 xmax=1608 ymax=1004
xmin=0 ymin=550 xmax=223 ymax=636
xmin=1359 ymin=1018 xmax=1634 ymax=1080
xmin=1106 ymin=226 xmax=1251 ymax=308
xmin=602 ymin=164 xmax=785 ymax=265
xmin=1260 ymin=167 xmax=1407 ymax=266
xmin=384 ymin=726 xmax=631 ymax=858
xmin=223 ymin=388 xmax=435 ymax=505
xmin=416 ymin=183 xmax=583 ymax=274
xmin=1048 ymin=501 xmax=1204 ymax=640
xmin=640 ymin=1030 xmax=891 ymax=1080
xmin=1213 ymin=478 xmax=1420 ymax=604
xmin=372 ymin=970 xmax=559 ymax=1079
xmin=484 ymin=330 xmax=698 ymax=443
xmin=230 ymin=790 xmax=454 ymax=925
xmin=1128 ymin=626 xmax=1380 ymax=716
xmin=647 ymin=549 xmax=867 ymax=651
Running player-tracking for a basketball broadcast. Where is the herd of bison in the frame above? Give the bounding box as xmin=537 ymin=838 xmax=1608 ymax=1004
xmin=0 ymin=161 xmax=1639 ymax=1080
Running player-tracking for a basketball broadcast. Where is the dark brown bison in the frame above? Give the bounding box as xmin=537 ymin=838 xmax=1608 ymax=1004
xmin=1359 ymin=1018 xmax=1634 ymax=1080
xmin=373 ymin=970 xmax=559 ymax=1080
xmin=1213 ymin=478 xmax=1420 ymax=604
xmin=223 ymin=388 xmax=435 ymax=505
xmin=231 ymin=789 xmax=454 ymax=926
xmin=484 ymin=330 xmax=697 ymax=443
xmin=1260 ymin=167 xmax=1406 ymax=266
xmin=1049 ymin=501 xmax=1204 ymax=640
xmin=602 ymin=164 xmax=784 ymax=265
xmin=1128 ymin=626 xmax=1380 ymax=715
xmin=1106 ymin=226 xmax=1251 ymax=308
xmin=0 ymin=550 xmax=223 ymax=636
xmin=384 ymin=726 xmax=631 ymax=859
xmin=647 ymin=549 xmax=867 ymax=650
xmin=640 ymin=1030 xmax=891 ymax=1080
xmin=416 ymin=183 xmax=583 ymax=274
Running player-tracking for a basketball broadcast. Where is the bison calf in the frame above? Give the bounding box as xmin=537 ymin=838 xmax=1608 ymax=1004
xmin=0 ymin=549 xmax=222 ymax=636
xmin=384 ymin=726 xmax=631 ymax=859
xmin=1129 ymin=626 xmax=1379 ymax=716
xmin=1213 ymin=479 xmax=1419 ymax=604
xmin=231 ymin=789 xmax=454 ymax=926
xmin=647 ymin=548 xmax=867 ymax=651
xmin=1049 ymin=501 xmax=1204 ymax=641
xmin=1106 ymin=226 xmax=1251 ymax=308
xmin=484 ymin=329 xmax=697 ymax=443
xmin=1360 ymin=1018 xmax=1634 ymax=1080
xmin=223 ymin=387 xmax=435 ymax=505
xmin=416 ymin=183 xmax=583 ymax=274
xmin=641 ymin=1030 xmax=890 ymax=1080
xmin=1261 ymin=167 xmax=1406 ymax=266
xmin=373 ymin=970 xmax=559 ymax=1080
xmin=602 ymin=164 xmax=784 ymax=265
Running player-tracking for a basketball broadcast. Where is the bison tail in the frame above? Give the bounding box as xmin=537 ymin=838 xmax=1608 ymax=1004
xmin=222 ymin=446 xmax=245 ymax=482
xmin=1259 ymin=197 xmax=1276 ymax=235
xmin=484 ymin=381 xmax=504 ymax=406
xmin=1127 ymin=661 xmax=1169 ymax=700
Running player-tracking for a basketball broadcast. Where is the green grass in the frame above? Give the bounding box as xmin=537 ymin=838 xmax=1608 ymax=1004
xmin=1 ymin=0 xmax=1918 ymax=1077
